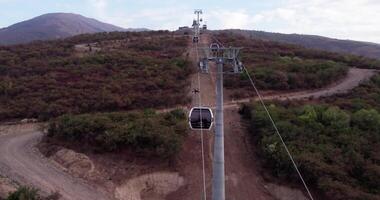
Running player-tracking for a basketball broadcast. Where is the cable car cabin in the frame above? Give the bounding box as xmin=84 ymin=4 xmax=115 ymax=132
xmin=193 ymin=36 xmax=199 ymax=43
xmin=210 ymin=43 xmax=220 ymax=57
xmin=210 ymin=43 xmax=220 ymax=52
xmin=189 ymin=107 xmax=214 ymax=130
xmin=203 ymin=24 xmax=207 ymax=30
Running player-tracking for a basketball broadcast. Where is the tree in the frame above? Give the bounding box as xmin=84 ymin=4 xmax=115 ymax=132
xmin=322 ymin=106 xmax=350 ymax=130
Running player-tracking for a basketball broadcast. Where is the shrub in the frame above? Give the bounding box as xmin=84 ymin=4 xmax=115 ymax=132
xmin=48 ymin=109 xmax=188 ymax=158
xmin=242 ymin=103 xmax=380 ymax=199
xmin=215 ymin=32 xmax=379 ymax=94
xmin=5 ymin=187 xmax=60 ymax=200
xmin=352 ymin=109 xmax=380 ymax=132
xmin=0 ymin=32 xmax=192 ymax=121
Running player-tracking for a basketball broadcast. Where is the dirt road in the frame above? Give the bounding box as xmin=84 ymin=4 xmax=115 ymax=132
xmin=224 ymin=67 xmax=377 ymax=109
xmin=0 ymin=129 xmax=111 ymax=200
xmin=171 ymin=34 xmax=275 ymax=200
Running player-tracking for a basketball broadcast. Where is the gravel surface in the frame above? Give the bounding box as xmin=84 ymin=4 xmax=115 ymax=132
xmin=0 ymin=131 xmax=112 ymax=200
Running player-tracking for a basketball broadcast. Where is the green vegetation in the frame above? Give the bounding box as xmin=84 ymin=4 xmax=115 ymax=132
xmin=241 ymin=76 xmax=380 ymax=200
xmin=214 ymin=32 xmax=379 ymax=96
xmin=246 ymin=58 xmax=348 ymax=90
xmin=47 ymin=109 xmax=188 ymax=158
xmin=5 ymin=187 xmax=60 ymax=200
xmin=0 ymin=31 xmax=193 ymax=121
xmin=327 ymin=75 xmax=380 ymax=112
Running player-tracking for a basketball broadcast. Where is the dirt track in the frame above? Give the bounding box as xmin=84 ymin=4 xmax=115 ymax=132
xmin=0 ymin=34 xmax=378 ymax=200
xmin=224 ymin=67 xmax=377 ymax=109
xmin=0 ymin=128 xmax=111 ymax=200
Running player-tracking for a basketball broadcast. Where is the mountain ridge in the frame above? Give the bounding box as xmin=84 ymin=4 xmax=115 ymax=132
xmin=0 ymin=13 xmax=146 ymax=45
xmin=221 ymin=29 xmax=380 ymax=59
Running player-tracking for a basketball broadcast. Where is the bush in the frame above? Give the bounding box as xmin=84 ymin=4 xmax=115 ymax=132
xmin=48 ymin=109 xmax=188 ymax=158
xmin=6 ymin=187 xmax=39 ymax=200
xmin=352 ymin=109 xmax=380 ymax=131
xmin=242 ymin=103 xmax=380 ymax=199
xmin=5 ymin=187 xmax=60 ymax=200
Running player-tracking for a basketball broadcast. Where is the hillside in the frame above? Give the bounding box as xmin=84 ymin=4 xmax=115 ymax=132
xmin=0 ymin=31 xmax=192 ymax=121
xmin=222 ymin=29 xmax=380 ymax=59
xmin=0 ymin=13 xmax=145 ymax=45
xmin=213 ymin=32 xmax=380 ymax=98
xmin=241 ymin=75 xmax=380 ymax=200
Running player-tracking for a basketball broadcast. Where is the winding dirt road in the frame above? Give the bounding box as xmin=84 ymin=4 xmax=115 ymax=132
xmin=0 ymin=34 xmax=377 ymax=200
xmin=0 ymin=129 xmax=111 ymax=200
xmin=224 ymin=67 xmax=377 ymax=109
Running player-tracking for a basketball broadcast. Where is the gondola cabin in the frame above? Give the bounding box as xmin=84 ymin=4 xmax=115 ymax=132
xmin=210 ymin=43 xmax=220 ymax=57
xmin=189 ymin=107 xmax=214 ymax=130
xmin=193 ymin=36 xmax=199 ymax=43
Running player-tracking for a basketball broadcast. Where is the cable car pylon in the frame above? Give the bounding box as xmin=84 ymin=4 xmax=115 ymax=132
xmin=189 ymin=9 xmax=244 ymax=200
xmin=192 ymin=9 xmax=203 ymax=43
xmin=198 ymin=43 xmax=244 ymax=200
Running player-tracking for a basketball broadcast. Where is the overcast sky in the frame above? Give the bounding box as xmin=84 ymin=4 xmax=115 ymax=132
xmin=1 ymin=0 xmax=380 ymax=43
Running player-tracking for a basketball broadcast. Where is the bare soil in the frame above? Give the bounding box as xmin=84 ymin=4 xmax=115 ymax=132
xmin=0 ymin=128 xmax=111 ymax=200
xmin=0 ymin=176 xmax=17 ymax=199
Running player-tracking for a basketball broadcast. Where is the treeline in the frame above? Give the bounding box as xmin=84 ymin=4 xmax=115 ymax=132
xmin=214 ymin=32 xmax=379 ymax=95
xmin=47 ymin=109 xmax=188 ymax=158
xmin=240 ymin=76 xmax=380 ymax=199
xmin=0 ymin=31 xmax=193 ymax=121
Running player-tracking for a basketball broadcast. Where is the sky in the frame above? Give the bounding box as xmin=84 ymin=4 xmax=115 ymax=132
xmin=1 ymin=0 xmax=380 ymax=43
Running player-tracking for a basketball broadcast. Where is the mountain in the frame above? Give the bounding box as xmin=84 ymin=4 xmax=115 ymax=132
xmin=0 ymin=13 xmax=145 ymax=45
xmin=223 ymin=29 xmax=380 ymax=59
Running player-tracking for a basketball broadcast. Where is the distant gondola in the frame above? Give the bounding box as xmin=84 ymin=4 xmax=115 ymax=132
xmin=193 ymin=36 xmax=199 ymax=43
xmin=210 ymin=43 xmax=219 ymax=52
xmin=189 ymin=107 xmax=214 ymax=130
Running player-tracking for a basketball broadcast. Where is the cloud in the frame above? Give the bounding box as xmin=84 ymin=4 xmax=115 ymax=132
xmin=80 ymin=0 xmax=380 ymax=43
xmin=91 ymin=6 xmax=194 ymax=30
xmin=89 ymin=0 xmax=107 ymax=10
xmin=207 ymin=9 xmax=253 ymax=29
xmin=251 ymin=0 xmax=380 ymax=43
xmin=87 ymin=0 xmax=108 ymax=17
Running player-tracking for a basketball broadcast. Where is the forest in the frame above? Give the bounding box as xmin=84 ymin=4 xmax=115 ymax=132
xmin=214 ymin=32 xmax=380 ymax=97
xmin=47 ymin=109 xmax=188 ymax=158
xmin=0 ymin=31 xmax=192 ymax=121
xmin=240 ymin=75 xmax=380 ymax=200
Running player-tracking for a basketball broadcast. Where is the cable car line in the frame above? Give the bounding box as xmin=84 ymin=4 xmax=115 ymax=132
xmin=242 ymin=66 xmax=315 ymax=200
xmin=194 ymin=37 xmax=208 ymax=200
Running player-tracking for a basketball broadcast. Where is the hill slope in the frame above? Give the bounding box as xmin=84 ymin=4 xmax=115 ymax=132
xmin=224 ymin=29 xmax=380 ymax=59
xmin=0 ymin=13 xmax=144 ymax=45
